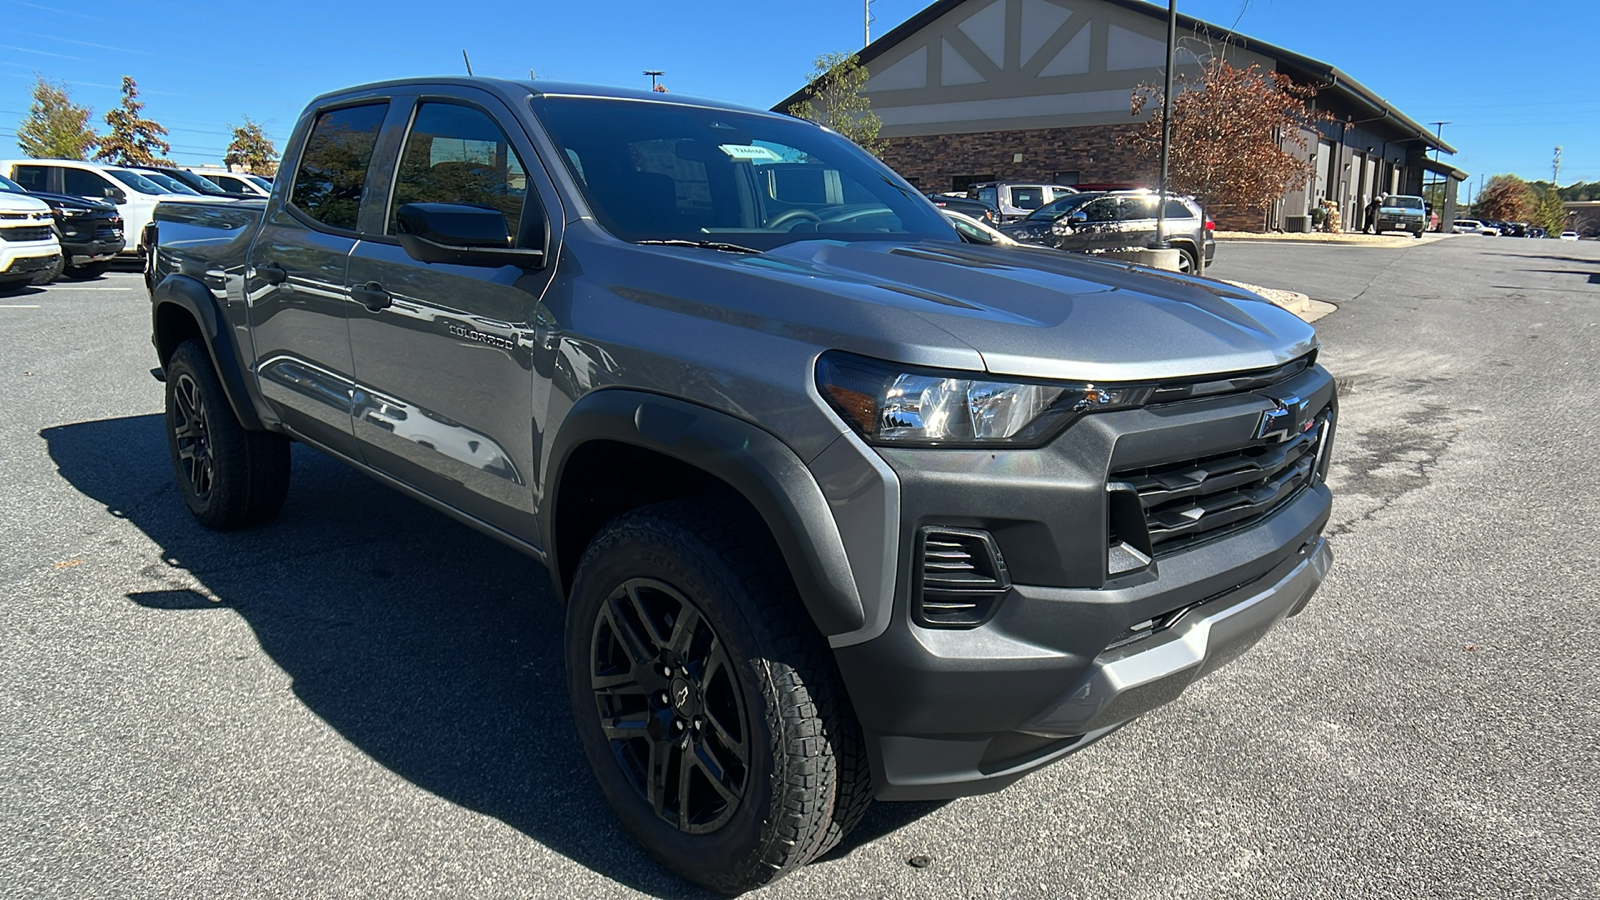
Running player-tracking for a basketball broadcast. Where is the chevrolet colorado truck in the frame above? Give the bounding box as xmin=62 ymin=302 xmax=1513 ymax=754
xmin=147 ymin=77 xmax=1336 ymax=894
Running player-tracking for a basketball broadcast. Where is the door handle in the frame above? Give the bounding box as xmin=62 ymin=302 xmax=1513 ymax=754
xmin=256 ymin=261 xmax=287 ymax=285
xmin=351 ymin=281 xmax=392 ymax=312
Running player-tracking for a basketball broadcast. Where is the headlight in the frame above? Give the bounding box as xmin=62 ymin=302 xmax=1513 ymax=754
xmin=817 ymin=352 xmax=1151 ymax=447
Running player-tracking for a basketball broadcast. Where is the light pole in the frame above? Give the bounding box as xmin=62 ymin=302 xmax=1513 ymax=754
xmin=644 ymin=70 xmax=664 ymax=91
xmin=1152 ymin=0 xmax=1176 ymax=250
xmin=1428 ymin=121 xmax=1449 ymax=162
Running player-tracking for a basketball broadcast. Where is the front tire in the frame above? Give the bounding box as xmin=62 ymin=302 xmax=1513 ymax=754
xmin=31 ymin=255 xmax=63 ymax=285
xmin=164 ymin=340 xmax=290 ymax=529
xmin=565 ymin=499 xmax=867 ymax=894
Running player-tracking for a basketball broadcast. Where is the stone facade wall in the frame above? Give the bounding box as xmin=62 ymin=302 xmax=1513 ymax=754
xmin=881 ymin=123 xmax=1152 ymax=194
xmin=881 ymin=123 xmax=1273 ymax=230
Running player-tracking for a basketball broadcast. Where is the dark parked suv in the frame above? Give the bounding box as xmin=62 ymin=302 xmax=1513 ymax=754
xmin=1001 ymin=190 xmax=1214 ymax=274
xmin=148 ymin=77 xmax=1333 ymax=893
xmin=0 ymin=172 xmax=123 ymax=280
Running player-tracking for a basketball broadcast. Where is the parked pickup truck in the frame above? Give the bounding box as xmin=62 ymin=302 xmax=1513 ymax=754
xmin=147 ymin=77 xmax=1336 ymax=893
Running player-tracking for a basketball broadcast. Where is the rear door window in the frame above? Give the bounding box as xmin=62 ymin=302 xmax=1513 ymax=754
xmin=388 ymin=101 xmax=529 ymax=241
xmin=11 ymin=165 xmax=49 ymax=191
xmin=1010 ymin=186 xmax=1046 ymax=210
xmin=63 ymin=167 xmax=114 ymax=198
xmin=290 ymin=102 xmax=389 ymax=231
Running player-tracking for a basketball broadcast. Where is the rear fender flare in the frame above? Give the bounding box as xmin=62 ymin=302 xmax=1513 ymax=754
xmin=150 ymin=273 xmax=267 ymax=432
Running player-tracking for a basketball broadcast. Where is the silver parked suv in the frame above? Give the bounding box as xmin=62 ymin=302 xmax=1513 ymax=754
xmin=1000 ymin=189 xmax=1215 ymax=274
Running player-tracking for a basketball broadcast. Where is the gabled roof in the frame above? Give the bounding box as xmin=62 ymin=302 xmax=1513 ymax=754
xmin=775 ymin=0 xmax=1455 ymax=155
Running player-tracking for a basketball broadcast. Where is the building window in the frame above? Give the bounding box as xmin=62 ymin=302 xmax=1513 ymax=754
xmin=950 ymin=173 xmax=995 ymax=193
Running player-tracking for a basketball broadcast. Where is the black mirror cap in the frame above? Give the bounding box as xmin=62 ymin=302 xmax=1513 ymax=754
xmin=396 ymin=202 xmax=546 ymax=269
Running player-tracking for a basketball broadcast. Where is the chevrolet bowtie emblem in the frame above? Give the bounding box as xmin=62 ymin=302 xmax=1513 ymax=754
xmin=1256 ymin=394 xmax=1313 ymax=442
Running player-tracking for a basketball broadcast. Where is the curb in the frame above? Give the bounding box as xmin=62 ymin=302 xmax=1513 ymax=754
xmin=1218 ymin=279 xmax=1333 ymax=324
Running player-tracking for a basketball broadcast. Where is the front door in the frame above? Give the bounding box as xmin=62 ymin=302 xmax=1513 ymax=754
xmin=345 ymin=94 xmax=560 ymax=539
xmin=246 ymin=101 xmax=391 ymax=459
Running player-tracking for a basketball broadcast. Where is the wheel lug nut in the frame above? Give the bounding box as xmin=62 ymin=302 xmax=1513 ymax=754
xmin=658 ymin=692 xmax=670 ymax=705
xmin=660 ymin=664 xmax=672 ymax=677
xmin=673 ymin=720 xmax=685 ymax=731
xmin=679 ymin=666 xmax=690 ymax=677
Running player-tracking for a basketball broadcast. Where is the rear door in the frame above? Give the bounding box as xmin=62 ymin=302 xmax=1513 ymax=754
xmin=344 ymin=89 xmax=562 ymax=538
xmin=246 ymin=100 xmax=391 ymax=458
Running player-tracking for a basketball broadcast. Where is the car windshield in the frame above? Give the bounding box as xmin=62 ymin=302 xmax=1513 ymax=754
xmin=245 ymin=175 xmax=273 ymax=190
xmin=138 ymin=172 xmax=202 ymax=195
xmin=1025 ymin=194 xmax=1098 ymax=221
xmin=166 ymin=171 xmax=229 ymax=195
xmin=531 ymin=96 xmax=954 ymax=250
xmin=106 ymin=169 xmax=172 ymax=194
xmin=1383 ymin=197 xmax=1424 ymax=209
xmin=0 ymin=174 xmax=27 ymax=195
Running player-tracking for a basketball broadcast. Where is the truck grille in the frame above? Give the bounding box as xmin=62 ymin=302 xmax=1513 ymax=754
xmin=1 ymin=225 xmax=53 ymax=242
xmin=1112 ymin=409 xmax=1329 ymax=556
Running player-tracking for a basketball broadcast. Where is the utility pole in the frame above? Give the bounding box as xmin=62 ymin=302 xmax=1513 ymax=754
xmin=1428 ymin=121 xmax=1449 ymax=162
xmin=1152 ymin=0 xmax=1176 ymax=250
xmin=865 ymin=0 xmax=874 ymax=46
xmin=644 ymin=70 xmax=664 ymax=90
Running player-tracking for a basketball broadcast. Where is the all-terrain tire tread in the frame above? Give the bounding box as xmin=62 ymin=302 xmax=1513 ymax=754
xmin=167 ymin=340 xmax=290 ymax=530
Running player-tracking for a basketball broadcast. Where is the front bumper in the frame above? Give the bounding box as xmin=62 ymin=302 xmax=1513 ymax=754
xmin=830 ymin=364 xmax=1336 ymax=800
xmin=63 ymin=236 xmax=125 ymax=265
xmin=0 ymin=249 xmax=60 ymax=278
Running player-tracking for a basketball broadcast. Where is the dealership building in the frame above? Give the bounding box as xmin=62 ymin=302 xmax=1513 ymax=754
xmin=777 ymin=0 xmax=1465 ymax=231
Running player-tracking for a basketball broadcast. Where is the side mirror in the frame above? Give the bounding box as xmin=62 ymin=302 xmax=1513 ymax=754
xmin=1067 ymin=211 xmax=1088 ymax=225
xmin=105 ymin=187 xmax=127 ymax=204
xmin=395 ymin=202 xmax=545 ymax=269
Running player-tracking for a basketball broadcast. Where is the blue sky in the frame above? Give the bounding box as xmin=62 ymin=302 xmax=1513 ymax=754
xmin=2 ymin=0 xmax=1596 ymax=193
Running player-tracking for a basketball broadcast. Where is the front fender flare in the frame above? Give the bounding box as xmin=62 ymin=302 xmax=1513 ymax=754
xmin=547 ymin=390 xmax=866 ymax=636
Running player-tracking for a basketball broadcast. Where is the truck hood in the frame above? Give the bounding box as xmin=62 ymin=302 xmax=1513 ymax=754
xmin=0 ymin=192 xmax=51 ymax=215
xmin=749 ymin=240 xmax=1317 ymax=382
xmin=22 ymin=190 xmax=116 ymax=213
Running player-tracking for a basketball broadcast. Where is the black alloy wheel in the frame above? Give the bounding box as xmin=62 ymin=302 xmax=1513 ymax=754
xmin=163 ymin=340 xmax=290 ymax=529
xmin=590 ymin=577 xmax=749 ymax=834
xmin=565 ymin=499 xmax=871 ymax=894
xmin=170 ymin=370 xmax=216 ymax=502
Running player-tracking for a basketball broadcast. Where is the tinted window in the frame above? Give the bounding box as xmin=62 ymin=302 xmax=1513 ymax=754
xmin=535 ymin=97 xmax=951 ymax=249
xmin=106 ymin=169 xmax=170 ymax=194
xmin=291 ymin=102 xmax=388 ymax=230
xmin=1162 ymin=199 xmax=1193 ymax=219
xmin=1117 ymin=196 xmax=1156 ymax=221
xmin=390 ymin=102 xmax=528 ymax=240
xmin=64 ymin=167 xmax=117 ymax=197
xmin=1026 ymin=193 xmax=1095 ymax=221
xmin=1010 ymin=187 xmax=1046 ymax=209
xmin=133 ymin=171 xmax=199 ymax=194
xmin=1080 ymin=197 xmax=1120 ymax=222
xmin=977 ymin=186 xmax=997 ymax=207
xmin=11 ymin=165 xmax=48 ymax=191
xmin=1384 ymin=196 xmax=1423 ymax=209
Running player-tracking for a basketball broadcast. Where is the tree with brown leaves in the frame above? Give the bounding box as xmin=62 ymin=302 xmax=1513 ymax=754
xmin=96 ymin=76 xmax=171 ymax=166
xmin=1475 ymin=174 xmax=1534 ymax=223
xmin=1128 ymin=58 xmax=1328 ymax=228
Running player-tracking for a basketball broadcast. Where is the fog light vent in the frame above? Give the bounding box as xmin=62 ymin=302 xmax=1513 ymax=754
xmin=916 ymin=527 xmax=1010 ymax=628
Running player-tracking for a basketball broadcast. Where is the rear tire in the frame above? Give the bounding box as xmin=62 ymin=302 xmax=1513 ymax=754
xmin=565 ymin=498 xmax=867 ymax=894
xmin=164 ymin=340 xmax=290 ymax=529
xmin=1176 ymin=246 xmax=1198 ymax=274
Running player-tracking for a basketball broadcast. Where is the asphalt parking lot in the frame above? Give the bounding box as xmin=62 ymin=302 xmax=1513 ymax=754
xmin=3 ymin=236 xmax=1598 ymax=898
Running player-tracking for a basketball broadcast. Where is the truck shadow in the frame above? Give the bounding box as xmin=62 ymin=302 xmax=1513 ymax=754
xmin=42 ymin=414 xmax=713 ymax=897
xmin=41 ymin=413 xmax=943 ymax=894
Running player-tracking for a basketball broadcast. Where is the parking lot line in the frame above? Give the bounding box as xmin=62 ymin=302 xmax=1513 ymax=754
xmin=0 ymin=304 xmax=41 ymax=308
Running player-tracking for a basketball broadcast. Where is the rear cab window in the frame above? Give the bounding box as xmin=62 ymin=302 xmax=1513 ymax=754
xmin=289 ymin=102 xmax=389 ymax=231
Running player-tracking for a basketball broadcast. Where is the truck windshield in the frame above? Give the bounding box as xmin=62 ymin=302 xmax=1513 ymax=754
xmin=1383 ymin=197 xmax=1423 ymax=209
xmin=106 ymin=169 xmax=172 ymax=195
xmin=531 ymin=96 xmax=954 ymax=250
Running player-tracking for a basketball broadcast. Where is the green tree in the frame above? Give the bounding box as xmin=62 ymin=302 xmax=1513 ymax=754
xmin=787 ymin=53 xmax=885 ymax=156
xmin=96 ymin=76 xmax=170 ymax=166
xmin=1475 ymin=174 xmax=1534 ymax=222
xmin=15 ymin=75 xmax=98 ymax=160
xmin=1126 ymin=58 xmax=1330 ymax=229
xmin=1534 ymin=186 xmax=1568 ymax=235
xmin=224 ymin=116 xmax=279 ymax=176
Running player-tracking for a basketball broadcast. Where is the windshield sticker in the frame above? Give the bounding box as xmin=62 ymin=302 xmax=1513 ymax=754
xmin=719 ymin=144 xmax=783 ymax=162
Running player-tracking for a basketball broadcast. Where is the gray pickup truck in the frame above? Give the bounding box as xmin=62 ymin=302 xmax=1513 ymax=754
xmin=147 ymin=77 xmax=1336 ymax=893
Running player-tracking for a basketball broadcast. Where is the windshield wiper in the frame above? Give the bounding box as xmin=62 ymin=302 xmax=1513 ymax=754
xmin=636 ymin=239 xmax=762 ymax=255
